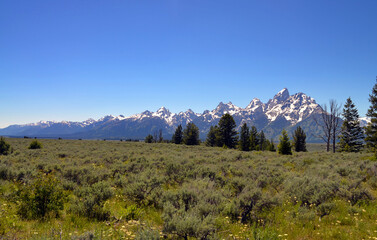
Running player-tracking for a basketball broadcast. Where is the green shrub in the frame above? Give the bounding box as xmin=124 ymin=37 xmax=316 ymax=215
xmin=124 ymin=204 xmax=143 ymax=221
xmin=287 ymin=177 xmax=337 ymax=206
xmin=123 ymin=170 xmax=163 ymax=207
xmin=70 ymin=181 xmax=114 ymax=220
xmin=135 ymin=227 xmax=160 ymax=240
xmin=28 ymin=140 xmax=43 ymax=149
xmin=162 ymin=180 xmax=222 ymax=239
xmin=226 ymin=181 xmax=280 ymax=224
xmin=0 ymin=137 xmax=12 ymax=155
xmin=17 ymin=173 xmax=67 ymax=219
xmin=316 ymin=202 xmax=335 ymax=218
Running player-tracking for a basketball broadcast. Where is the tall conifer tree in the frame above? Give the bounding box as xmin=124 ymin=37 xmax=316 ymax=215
xmin=293 ymin=126 xmax=307 ymax=152
xmin=239 ymin=123 xmax=250 ymax=151
xmin=365 ymin=79 xmax=377 ymax=150
xmin=218 ymin=113 xmax=238 ymax=148
xmin=206 ymin=125 xmax=219 ymax=147
xmin=338 ymin=97 xmax=364 ymax=152
xmin=278 ymin=129 xmax=292 ymax=155
xmin=172 ymin=125 xmax=183 ymax=144
xmin=249 ymin=126 xmax=259 ymax=151
xmin=259 ymin=131 xmax=266 ymax=151
xmin=183 ymin=122 xmax=200 ymax=145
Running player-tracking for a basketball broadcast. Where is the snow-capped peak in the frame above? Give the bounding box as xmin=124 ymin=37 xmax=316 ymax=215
xmin=246 ymin=98 xmax=264 ymax=111
xmin=274 ymin=88 xmax=290 ymax=102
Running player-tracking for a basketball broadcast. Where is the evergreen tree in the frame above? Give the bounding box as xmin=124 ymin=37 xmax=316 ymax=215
xmin=365 ymin=79 xmax=377 ymax=150
xmin=249 ymin=126 xmax=259 ymax=151
xmin=293 ymin=126 xmax=307 ymax=152
xmin=338 ymin=97 xmax=364 ymax=152
xmin=172 ymin=125 xmax=183 ymax=144
xmin=267 ymin=138 xmax=276 ymax=152
xmin=145 ymin=134 xmax=153 ymax=143
xmin=259 ymin=131 xmax=266 ymax=151
xmin=218 ymin=113 xmax=238 ymax=149
xmin=205 ymin=125 xmax=219 ymax=147
xmin=238 ymin=123 xmax=250 ymax=151
xmin=183 ymin=122 xmax=200 ymax=145
xmin=278 ymin=129 xmax=292 ymax=155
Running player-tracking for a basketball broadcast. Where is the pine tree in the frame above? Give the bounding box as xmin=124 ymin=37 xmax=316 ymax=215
xmin=183 ymin=122 xmax=200 ymax=145
xmin=205 ymin=125 xmax=219 ymax=147
xmin=218 ymin=113 xmax=238 ymax=149
xmin=239 ymin=123 xmax=250 ymax=151
xmin=278 ymin=129 xmax=292 ymax=155
xmin=365 ymin=79 xmax=377 ymax=151
xmin=172 ymin=125 xmax=183 ymax=144
xmin=249 ymin=126 xmax=259 ymax=151
xmin=293 ymin=126 xmax=307 ymax=152
xmin=338 ymin=97 xmax=364 ymax=152
xmin=145 ymin=134 xmax=153 ymax=143
xmin=259 ymin=131 xmax=266 ymax=151
xmin=267 ymin=138 xmax=276 ymax=152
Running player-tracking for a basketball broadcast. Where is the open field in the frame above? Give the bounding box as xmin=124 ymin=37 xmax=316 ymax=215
xmin=1 ymin=138 xmax=377 ymax=239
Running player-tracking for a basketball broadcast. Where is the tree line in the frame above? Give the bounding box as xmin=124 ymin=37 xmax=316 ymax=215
xmin=144 ymin=112 xmax=307 ymax=155
xmin=141 ymin=77 xmax=377 ymax=155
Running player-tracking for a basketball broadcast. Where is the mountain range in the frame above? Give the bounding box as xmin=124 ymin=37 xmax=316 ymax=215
xmin=0 ymin=88 xmax=370 ymax=142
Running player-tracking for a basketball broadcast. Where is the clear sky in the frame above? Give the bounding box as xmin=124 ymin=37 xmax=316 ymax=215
xmin=1 ymin=0 xmax=376 ymax=128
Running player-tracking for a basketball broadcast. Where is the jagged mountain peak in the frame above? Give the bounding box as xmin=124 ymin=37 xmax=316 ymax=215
xmin=214 ymin=101 xmax=241 ymax=115
xmin=186 ymin=109 xmax=195 ymax=114
xmin=157 ymin=106 xmax=170 ymax=113
xmin=273 ymin=88 xmax=290 ymax=102
xmin=246 ymin=98 xmax=264 ymax=110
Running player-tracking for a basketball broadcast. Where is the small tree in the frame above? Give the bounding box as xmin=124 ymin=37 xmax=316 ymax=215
xmin=278 ymin=129 xmax=292 ymax=155
xmin=238 ymin=123 xmax=250 ymax=151
xmin=293 ymin=126 xmax=307 ymax=152
xmin=145 ymin=134 xmax=154 ymax=143
xmin=183 ymin=122 xmax=200 ymax=145
xmin=172 ymin=125 xmax=183 ymax=144
xmin=0 ymin=137 xmax=12 ymax=155
xmin=267 ymin=138 xmax=276 ymax=152
xmin=249 ymin=126 xmax=259 ymax=151
xmin=205 ymin=125 xmax=219 ymax=147
xmin=218 ymin=113 xmax=238 ymax=148
xmin=365 ymin=78 xmax=377 ymax=151
xmin=338 ymin=97 xmax=364 ymax=152
xmin=29 ymin=140 xmax=42 ymax=149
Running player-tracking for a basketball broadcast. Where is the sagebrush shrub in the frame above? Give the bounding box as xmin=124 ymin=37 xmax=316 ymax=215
xmin=28 ymin=140 xmax=43 ymax=149
xmin=0 ymin=137 xmax=12 ymax=155
xmin=135 ymin=227 xmax=160 ymax=240
xmin=70 ymin=181 xmax=114 ymax=220
xmin=17 ymin=173 xmax=67 ymax=219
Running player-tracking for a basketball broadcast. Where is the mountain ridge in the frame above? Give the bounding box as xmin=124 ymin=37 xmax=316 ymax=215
xmin=0 ymin=89 xmax=367 ymax=142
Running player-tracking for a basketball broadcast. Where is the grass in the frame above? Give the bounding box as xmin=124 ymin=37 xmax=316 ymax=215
xmin=0 ymin=138 xmax=376 ymax=239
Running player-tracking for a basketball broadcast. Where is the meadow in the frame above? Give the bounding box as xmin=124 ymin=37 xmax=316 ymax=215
xmin=0 ymin=138 xmax=377 ymax=239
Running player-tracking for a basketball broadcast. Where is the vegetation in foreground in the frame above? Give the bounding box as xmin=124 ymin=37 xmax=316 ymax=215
xmin=0 ymin=138 xmax=377 ymax=239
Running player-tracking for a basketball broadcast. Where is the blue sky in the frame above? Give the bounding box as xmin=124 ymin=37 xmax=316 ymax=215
xmin=1 ymin=0 xmax=376 ymax=128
